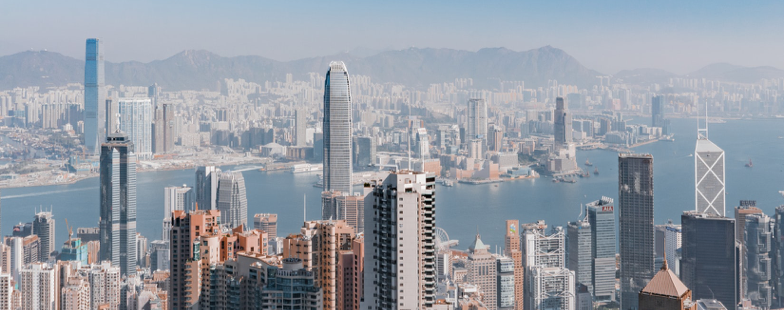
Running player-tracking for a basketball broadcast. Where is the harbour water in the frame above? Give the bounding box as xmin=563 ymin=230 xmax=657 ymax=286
xmin=2 ymin=118 xmax=783 ymax=250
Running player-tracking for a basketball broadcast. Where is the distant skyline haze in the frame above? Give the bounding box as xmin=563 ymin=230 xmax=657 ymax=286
xmin=2 ymin=0 xmax=783 ymax=74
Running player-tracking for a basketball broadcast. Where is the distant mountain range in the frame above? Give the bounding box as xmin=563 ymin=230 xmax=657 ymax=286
xmin=1 ymin=46 xmax=783 ymax=92
xmin=0 ymin=46 xmax=602 ymax=91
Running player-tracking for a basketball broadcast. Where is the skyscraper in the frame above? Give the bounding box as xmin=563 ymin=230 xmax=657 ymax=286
xmin=695 ymin=132 xmax=725 ymax=216
xmin=586 ymin=197 xmax=617 ymax=301
xmin=497 ymin=256 xmax=516 ymax=310
xmin=118 ymin=98 xmax=153 ymax=159
xmin=195 ymin=166 xmax=220 ymax=210
xmin=216 ymin=171 xmax=248 ymax=229
xmin=745 ymin=213 xmax=773 ymax=309
xmin=362 ymin=171 xmax=436 ymax=310
xmin=169 ymin=210 xmax=222 ymax=310
xmin=253 ymin=213 xmax=278 ymax=241
xmin=163 ymin=185 xmax=193 ymax=240
xmin=522 ymin=223 xmax=575 ymax=310
xmin=466 ymin=98 xmax=488 ymax=150
xmin=680 ymin=211 xmax=737 ymax=309
xmin=567 ymin=216 xmax=593 ymax=296
xmin=773 ymin=206 xmax=784 ymax=309
xmin=295 ymin=108 xmax=307 ymax=147
xmin=323 ymin=61 xmax=353 ymax=194
xmin=84 ymin=38 xmax=106 ymax=155
xmin=467 ymin=234 xmax=497 ymax=310
xmin=19 ymin=263 xmax=58 ymax=310
xmin=554 ymin=97 xmax=572 ymax=146
xmin=32 ymin=210 xmax=55 ymax=260
xmin=651 ymin=95 xmax=665 ymax=128
xmin=99 ymin=133 xmax=137 ymax=276
xmin=503 ymin=220 xmax=524 ymax=310
xmin=618 ymin=153 xmax=655 ymax=310
xmin=153 ymin=102 xmax=174 ymax=154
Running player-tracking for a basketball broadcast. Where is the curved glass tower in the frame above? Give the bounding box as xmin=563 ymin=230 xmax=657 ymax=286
xmin=323 ymin=61 xmax=353 ymax=195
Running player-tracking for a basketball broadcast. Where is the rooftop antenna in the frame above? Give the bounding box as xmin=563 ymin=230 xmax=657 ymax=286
xmin=303 ymin=193 xmax=306 ymax=223
xmin=698 ymin=99 xmax=708 ymax=140
xmin=407 ymin=106 xmax=412 ymax=171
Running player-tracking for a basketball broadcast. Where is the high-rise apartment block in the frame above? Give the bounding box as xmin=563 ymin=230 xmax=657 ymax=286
xmin=195 ymin=166 xmax=220 ymax=210
xmin=295 ymin=108 xmax=307 ymax=147
xmin=321 ymin=191 xmax=365 ymax=233
xmin=19 ymin=262 xmax=58 ymax=310
xmin=216 ymin=171 xmax=248 ymax=229
xmin=99 ymin=133 xmax=137 ymax=276
xmin=118 ymin=98 xmax=153 ymax=159
xmin=282 ymin=220 xmax=355 ymax=310
xmin=84 ymin=38 xmax=106 ymax=155
xmin=32 ymin=210 xmax=55 ymax=260
xmin=153 ymin=102 xmax=175 ymax=154
xmin=362 ymin=171 xmax=436 ymax=310
xmin=253 ymin=213 xmax=278 ymax=241
xmin=618 ymin=153 xmax=655 ymax=309
xmin=323 ymin=61 xmax=353 ymax=194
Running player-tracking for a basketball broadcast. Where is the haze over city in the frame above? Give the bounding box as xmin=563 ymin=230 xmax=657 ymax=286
xmin=3 ymin=0 xmax=784 ymax=73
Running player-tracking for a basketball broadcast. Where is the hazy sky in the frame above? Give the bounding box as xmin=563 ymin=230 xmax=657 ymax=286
xmin=2 ymin=0 xmax=783 ymax=75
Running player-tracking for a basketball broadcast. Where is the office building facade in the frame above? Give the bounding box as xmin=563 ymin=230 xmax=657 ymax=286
xmin=99 ymin=133 xmax=137 ymax=276
xmin=216 ymin=171 xmax=248 ymax=229
xmin=567 ymin=217 xmax=593 ymax=296
xmin=554 ymin=97 xmax=572 ymax=145
xmin=680 ymin=211 xmax=737 ymax=309
xmin=195 ymin=166 xmax=220 ymax=210
xmin=32 ymin=210 xmax=55 ymax=260
xmin=503 ymin=220 xmax=524 ymax=310
xmin=745 ymin=213 xmax=773 ymax=309
xmin=466 ymin=98 xmax=488 ymax=150
xmin=618 ymin=153 xmax=655 ymax=309
xmin=586 ymin=197 xmax=616 ymax=301
xmin=467 ymin=234 xmax=497 ymax=310
xmin=323 ymin=61 xmax=353 ymax=194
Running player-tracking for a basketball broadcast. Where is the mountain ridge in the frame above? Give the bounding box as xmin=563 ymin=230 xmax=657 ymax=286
xmin=0 ymin=46 xmax=602 ymax=91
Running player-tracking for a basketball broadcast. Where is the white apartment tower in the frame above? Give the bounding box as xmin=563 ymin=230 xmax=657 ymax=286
xmin=118 ymin=98 xmax=153 ymax=159
xmin=19 ymin=263 xmax=58 ymax=310
xmin=362 ymin=171 xmax=437 ymax=310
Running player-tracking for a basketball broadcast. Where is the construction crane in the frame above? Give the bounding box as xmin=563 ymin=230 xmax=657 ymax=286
xmin=65 ymin=218 xmax=73 ymax=241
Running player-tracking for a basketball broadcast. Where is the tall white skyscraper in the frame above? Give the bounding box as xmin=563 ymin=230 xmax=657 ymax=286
xmin=695 ymin=126 xmax=725 ymax=216
xmin=19 ymin=263 xmax=58 ymax=310
xmin=216 ymin=171 xmax=248 ymax=229
xmin=323 ymin=61 xmax=353 ymax=195
xmin=466 ymin=98 xmax=488 ymax=150
xmin=118 ymin=98 xmax=153 ymax=159
xmin=84 ymin=38 xmax=106 ymax=155
xmin=362 ymin=171 xmax=436 ymax=310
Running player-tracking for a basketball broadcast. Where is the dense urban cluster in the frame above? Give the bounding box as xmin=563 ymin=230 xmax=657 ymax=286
xmin=0 ymin=37 xmax=782 ymax=310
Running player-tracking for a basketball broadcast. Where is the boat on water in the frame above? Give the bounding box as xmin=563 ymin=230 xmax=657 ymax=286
xmin=564 ymin=178 xmax=577 ymax=183
xmin=746 ymin=159 xmax=753 ymax=168
xmin=594 ymin=167 xmax=599 ymax=175
xmin=584 ymin=159 xmax=593 ymax=166
xmin=552 ymin=178 xmax=560 ymax=183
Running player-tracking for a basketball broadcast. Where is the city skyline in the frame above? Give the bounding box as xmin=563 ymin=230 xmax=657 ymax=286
xmin=3 ymin=1 xmax=784 ymax=74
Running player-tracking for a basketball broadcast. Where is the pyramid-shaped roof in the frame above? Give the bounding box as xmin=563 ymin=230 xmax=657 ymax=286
xmin=641 ymin=260 xmax=690 ymax=297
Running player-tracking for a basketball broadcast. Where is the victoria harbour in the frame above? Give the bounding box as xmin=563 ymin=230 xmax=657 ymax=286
xmin=4 ymin=117 xmax=782 ymax=250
